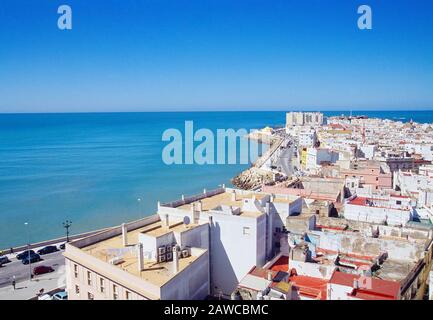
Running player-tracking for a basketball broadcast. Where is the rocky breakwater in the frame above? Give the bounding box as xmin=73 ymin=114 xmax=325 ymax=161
xmin=231 ymin=167 xmax=276 ymax=190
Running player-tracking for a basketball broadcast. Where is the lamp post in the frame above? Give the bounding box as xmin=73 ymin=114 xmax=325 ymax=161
xmin=137 ymin=197 xmax=142 ymax=215
xmin=63 ymin=220 xmax=72 ymax=243
xmin=24 ymin=222 xmax=31 ymax=281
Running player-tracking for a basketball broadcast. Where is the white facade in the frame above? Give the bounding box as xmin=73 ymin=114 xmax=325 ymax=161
xmin=157 ymin=188 xmax=302 ymax=297
xmin=404 ymin=144 xmax=433 ymax=161
xmin=306 ymin=148 xmax=339 ymax=171
xmin=158 ymin=189 xmax=267 ymax=297
xmin=64 ymin=216 xmax=210 ymax=300
xmin=344 ymin=196 xmax=413 ymax=226
xmin=327 ymin=282 xmax=360 ymax=300
xmin=358 ymin=145 xmax=376 ymax=160
xmin=393 ymin=169 xmax=433 ymax=208
xmin=298 ymin=129 xmax=317 ymax=147
xmin=393 ymin=170 xmax=433 ymax=194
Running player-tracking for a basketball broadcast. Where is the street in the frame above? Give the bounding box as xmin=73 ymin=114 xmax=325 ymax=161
xmin=0 ymin=249 xmax=65 ymax=288
xmin=276 ymin=142 xmax=294 ymax=177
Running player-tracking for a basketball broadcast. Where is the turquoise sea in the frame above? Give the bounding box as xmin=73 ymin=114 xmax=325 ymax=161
xmin=1 ymin=110 xmax=433 ymax=248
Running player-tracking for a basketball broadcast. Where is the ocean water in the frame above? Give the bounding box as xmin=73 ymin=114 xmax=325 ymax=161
xmin=0 ymin=110 xmax=432 ymax=248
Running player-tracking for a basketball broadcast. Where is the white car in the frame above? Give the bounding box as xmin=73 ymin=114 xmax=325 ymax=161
xmin=38 ymin=294 xmax=52 ymax=300
xmin=0 ymin=256 xmax=10 ymax=265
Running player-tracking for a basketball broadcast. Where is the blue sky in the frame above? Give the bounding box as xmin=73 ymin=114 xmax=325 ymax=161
xmin=0 ymin=0 xmax=432 ymax=112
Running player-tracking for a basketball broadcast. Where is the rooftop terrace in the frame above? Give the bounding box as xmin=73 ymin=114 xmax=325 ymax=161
xmin=76 ymin=219 xmax=207 ymax=287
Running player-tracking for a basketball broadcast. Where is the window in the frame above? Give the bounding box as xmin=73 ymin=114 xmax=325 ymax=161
xmin=113 ymin=285 xmax=118 ymax=300
xmin=396 ymin=200 xmax=402 ymax=205
xmin=275 ymin=227 xmax=281 ymax=233
xmin=126 ymin=291 xmax=131 ymax=300
xmin=87 ymin=271 xmax=92 ymax=286
xmin=73 ymin=264 xmax=78 ymax=278
xmin=99 ymin=278 xmax=105 ymax=293
xmin=87 ymin=292 xmax=94 ymax=300
xmin=75 ymin=285 xmax=80 ymax=294
xmin=243 ymin=227 xmax=250 ymax=235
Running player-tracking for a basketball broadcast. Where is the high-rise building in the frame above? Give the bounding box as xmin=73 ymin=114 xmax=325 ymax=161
xmin=286 ymin=112 xmax=324 ymax=127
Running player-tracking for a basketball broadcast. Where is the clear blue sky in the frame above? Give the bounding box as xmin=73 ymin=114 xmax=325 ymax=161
xmin=0 ymin=0 xmax=432 ymax=112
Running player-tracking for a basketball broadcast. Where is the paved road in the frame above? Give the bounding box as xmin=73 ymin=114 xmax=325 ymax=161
xmin=276 ymin=143 xmax=294 ymax=176
xmin=0 ymin=250 xmax=65 ymax=288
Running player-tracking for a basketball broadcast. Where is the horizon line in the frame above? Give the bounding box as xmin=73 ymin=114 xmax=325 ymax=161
xmin=1 ymin=108 xmax=433 ymax=115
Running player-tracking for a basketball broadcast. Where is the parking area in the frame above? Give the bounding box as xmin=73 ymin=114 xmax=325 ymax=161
xmin=0 ymin=244 xmax=66 ymax=299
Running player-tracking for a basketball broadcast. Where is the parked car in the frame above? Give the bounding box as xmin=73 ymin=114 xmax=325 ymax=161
xmin=33 ymin=265 xmax=54 ymax=275
xmin=22 ymin=253 xmax=41 ymax=265
xmin=16 ymin=250 xmax=36 ymax=260
xmin=37 ymin=245 xmax=58 ymax=255
xmin=0 ymin=256 xmax=11 ymax=264
xmin=59 ymin=243 xmax=66 ymax=250
xmin=38 ymin=294 xmax=52 ymax=300
xmin=52 ymin=291 xmax=68 ymax=300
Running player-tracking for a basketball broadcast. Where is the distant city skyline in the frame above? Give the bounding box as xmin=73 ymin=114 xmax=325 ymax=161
xmin=1 ymin=0 xmax=433 ymax=112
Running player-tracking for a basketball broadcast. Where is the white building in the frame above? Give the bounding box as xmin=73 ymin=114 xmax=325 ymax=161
xmin=298 ymin=129 xmax=317 ymax=148
xmin=344 ymin=195 xmax=413 ymax=226
xmin=393 ymin=168 xmax=433 ymax=208
xmin=306 ymin=148 xmax=339 ymax=171
xmin=64 ymin=216 xmax=210 ymax=300
xmin=158 ymin=187 xmax=302 ymax=297
xmin=358 ymin=144 xmax=376 ymax=160
xmin=404 ymin=144 xmax=433 ymax=161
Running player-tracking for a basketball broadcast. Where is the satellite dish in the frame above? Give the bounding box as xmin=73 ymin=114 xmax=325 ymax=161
xmin=183 ymin=216 xmax=191 ymax=225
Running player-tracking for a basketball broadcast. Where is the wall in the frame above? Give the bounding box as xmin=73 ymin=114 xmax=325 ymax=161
xmin=65 ymin=244 xmax=160 ymax=300
xmin=327 ymin=283 xmax=359 ymax=300
xmin=160 ymin=249 xmax=209 ymax=300
xmin=344 ymin=203 xmax=412 ymax=226
xmin=209 ymin=212 xmax=266 ymax=297
xmin=314 ymin=230 xmax=423 ymax=261
xmin=289 ymin=260 xmax=336 ymax=280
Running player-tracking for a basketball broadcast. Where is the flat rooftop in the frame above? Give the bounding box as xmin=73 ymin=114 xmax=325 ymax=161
xmin=374 ymin=259 xmax=418 ymax=282
xmin=176 ymin=191 xmax=281 ymax=218
xmin=80 ymin=220 xmax=207 ymax=287
xmin=142 ymin=219 xmax=206 ymax=238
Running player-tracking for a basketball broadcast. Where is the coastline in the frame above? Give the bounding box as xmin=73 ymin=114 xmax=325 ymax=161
xmin=1 ymin=110 xmax=433 ymax=248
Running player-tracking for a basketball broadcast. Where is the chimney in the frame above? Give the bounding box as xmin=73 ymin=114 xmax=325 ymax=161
xmin=231 ymin=190 xmax=237 ymax=201
xmin=121 ymin=223 xmax=128 ymax=247
xmin=203 ymin=188 xmax=207 ymax=194
xmin=136 ymin=243 xmax=144 ymax=273
xmin=222 ymin=183 xmax=226 ymax=189
xmin=267 ymin=271 xmax=273 ymax=281
xmin=353 ymin=278 xmax=359 ymax=289
xmin=181 ymin=194 xmax=185 ymax=201
xmin=270 ymin=194 xmax=275 ymax=203
xmin=197 ymin=200 xmax=203 ymax=212
xmin=162 ymin=214 xmax=169 ymax=229
xmin=172 ymin=245 xmax=179 ymax=274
